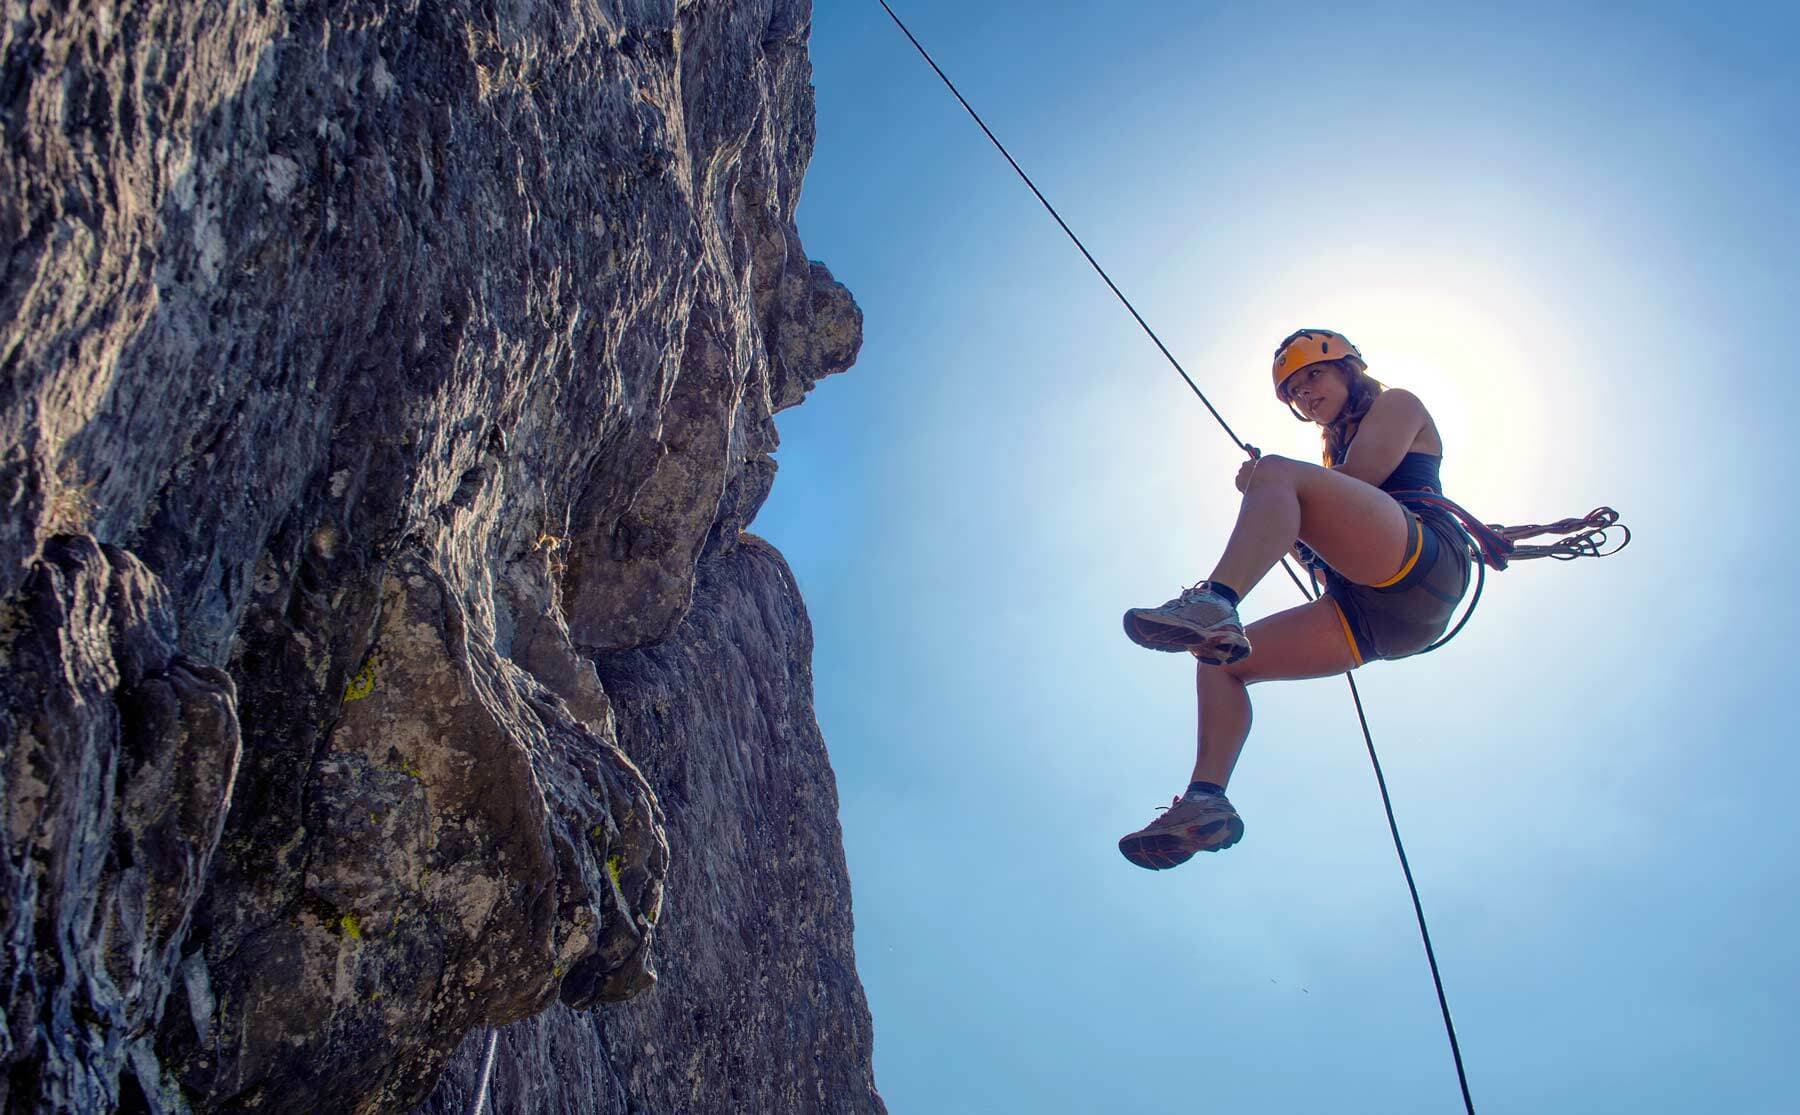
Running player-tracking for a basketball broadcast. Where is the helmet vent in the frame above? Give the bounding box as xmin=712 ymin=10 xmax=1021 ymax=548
xmin=1322 ymin=341 xmax=1331 ymax=353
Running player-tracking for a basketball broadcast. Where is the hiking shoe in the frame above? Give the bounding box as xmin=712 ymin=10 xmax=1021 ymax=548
xmin=1123 ymin=582 xmax=1250 ymax=664
xmin=1118 ymin=790 xmax=1245 ymax=869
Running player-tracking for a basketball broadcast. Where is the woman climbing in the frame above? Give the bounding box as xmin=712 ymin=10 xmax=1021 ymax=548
xmin=1116 ymin=329 xmax=1472 ymax=869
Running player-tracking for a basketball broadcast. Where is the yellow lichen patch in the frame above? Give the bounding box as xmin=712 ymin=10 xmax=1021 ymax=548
xmin=340 ymin=913 xmax=363 ymax=940
xmin=606 ymin=855 xmax=624 ymax=891
xmin=344 ymin=657 xmax=378 ymax=702
xmin=45 ymin=461 xmax=97 ymax=534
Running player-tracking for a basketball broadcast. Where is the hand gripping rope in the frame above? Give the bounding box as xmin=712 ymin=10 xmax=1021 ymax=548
xmin=877 ymin=4 xmax=1629 ymax=1111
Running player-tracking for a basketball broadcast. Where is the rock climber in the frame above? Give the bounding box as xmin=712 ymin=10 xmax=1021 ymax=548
xmin=1115 ymin=329 xmax=1472 ymax=869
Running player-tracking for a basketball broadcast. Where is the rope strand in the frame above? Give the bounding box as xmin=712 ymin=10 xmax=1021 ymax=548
xmin=873 ymin=0 xmax=1250 ymax=453
xmin=468 ymin=1029 xmax=499 ymax=1115
xmin=1345 ymin=676 xmax=1477 ymax=1114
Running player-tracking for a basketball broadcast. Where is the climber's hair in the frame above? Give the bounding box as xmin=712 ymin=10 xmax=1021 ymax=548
xmin=1321 ymin=361 xmax=1384 ymax=467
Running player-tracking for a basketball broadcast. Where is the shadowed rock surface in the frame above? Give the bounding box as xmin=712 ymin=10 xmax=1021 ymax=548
xmin=421 ymin=537 xmax=881 ymax=1114
xmin=0 ymin=538 xmax=240 ymax=1112
xmin=0 ymin=0 xmax=878 ymax=1110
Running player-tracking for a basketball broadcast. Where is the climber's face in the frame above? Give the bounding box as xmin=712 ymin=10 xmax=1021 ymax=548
xmin=1282 ymin=362 xmax=1348 ymax=425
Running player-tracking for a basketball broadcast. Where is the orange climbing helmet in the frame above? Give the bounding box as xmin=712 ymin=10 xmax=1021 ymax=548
xmin=1271 ymin=329 xmax=1364 ymax=399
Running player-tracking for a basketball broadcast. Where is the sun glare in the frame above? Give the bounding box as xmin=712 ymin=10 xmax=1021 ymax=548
xmin=1244 ymin=255 xmax=1580 ymax=519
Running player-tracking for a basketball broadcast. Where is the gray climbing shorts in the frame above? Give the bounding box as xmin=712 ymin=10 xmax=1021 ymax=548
xmin=1325 ymin=510 xmax=1472 ymax=664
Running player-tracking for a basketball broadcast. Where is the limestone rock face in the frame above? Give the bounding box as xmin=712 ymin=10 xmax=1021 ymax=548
xmin=0 ymin=0 xmax=874 ymax=1111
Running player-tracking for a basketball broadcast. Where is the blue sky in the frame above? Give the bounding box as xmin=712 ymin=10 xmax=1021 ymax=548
xmin=756 ymin=3 xmax=1799 ymax=1112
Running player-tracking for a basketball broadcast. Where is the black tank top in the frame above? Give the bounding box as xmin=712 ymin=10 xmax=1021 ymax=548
xmin=1311 ymin=451 xmax=1459 ymax=590
xmin=1380 ymin=451 xmax=1444 ymax=496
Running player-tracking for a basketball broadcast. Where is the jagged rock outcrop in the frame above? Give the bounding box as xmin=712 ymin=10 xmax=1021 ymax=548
xmin=422 ymin=537 xmax=882 ymax=1114
xmin=0 ymin=539 xmax=240 ymax=1112
xmin=0 ymin=0 xmax=876 ymax=1111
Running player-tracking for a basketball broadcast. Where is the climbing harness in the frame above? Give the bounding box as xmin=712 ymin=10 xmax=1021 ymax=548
xmin=1434 ymin=500 xmax=1629 ymax=569
xmin=1392 ymin=494 xmax=1629 ymax=655
xmin=876 ymin=5 xmax=1630 ymax=1112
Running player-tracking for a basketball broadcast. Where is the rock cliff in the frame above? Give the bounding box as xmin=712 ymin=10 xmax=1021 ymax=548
xmin=421 ymin=537 xmax=880 ymax=1114
xmin=0 ymin=0 xmax=879 ymax=1111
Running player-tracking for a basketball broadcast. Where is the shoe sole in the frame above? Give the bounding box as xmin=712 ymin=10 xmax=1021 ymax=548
xmin=1123 ymin=611 xmax=1251 ymax=665
xmin=1118 ymin=815 xmax=1246 ymax=870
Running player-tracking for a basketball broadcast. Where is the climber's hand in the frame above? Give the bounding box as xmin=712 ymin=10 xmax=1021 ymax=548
xmin=1234 ymin=447 xmax=1262 ymax=493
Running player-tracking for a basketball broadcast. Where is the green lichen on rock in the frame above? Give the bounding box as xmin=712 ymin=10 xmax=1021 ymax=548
xmin=344 ymin=657 xmax=378 ymax=702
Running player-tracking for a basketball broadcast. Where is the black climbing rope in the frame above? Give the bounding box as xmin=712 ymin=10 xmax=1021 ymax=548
xmin=875 ymin=3 xmax=1482 ymax=1110
xmin=1343 ymin=675 xmax=1476 ymax=1113
xmin=873 ymin=3 xmax=1250 ymax=450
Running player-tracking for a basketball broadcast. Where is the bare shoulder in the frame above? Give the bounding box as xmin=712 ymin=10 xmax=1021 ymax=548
xmin=1371 ymin=387 xmax=1426 ymax=415
xmin=1374 ymin=387 xmax=1442 ymax=453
